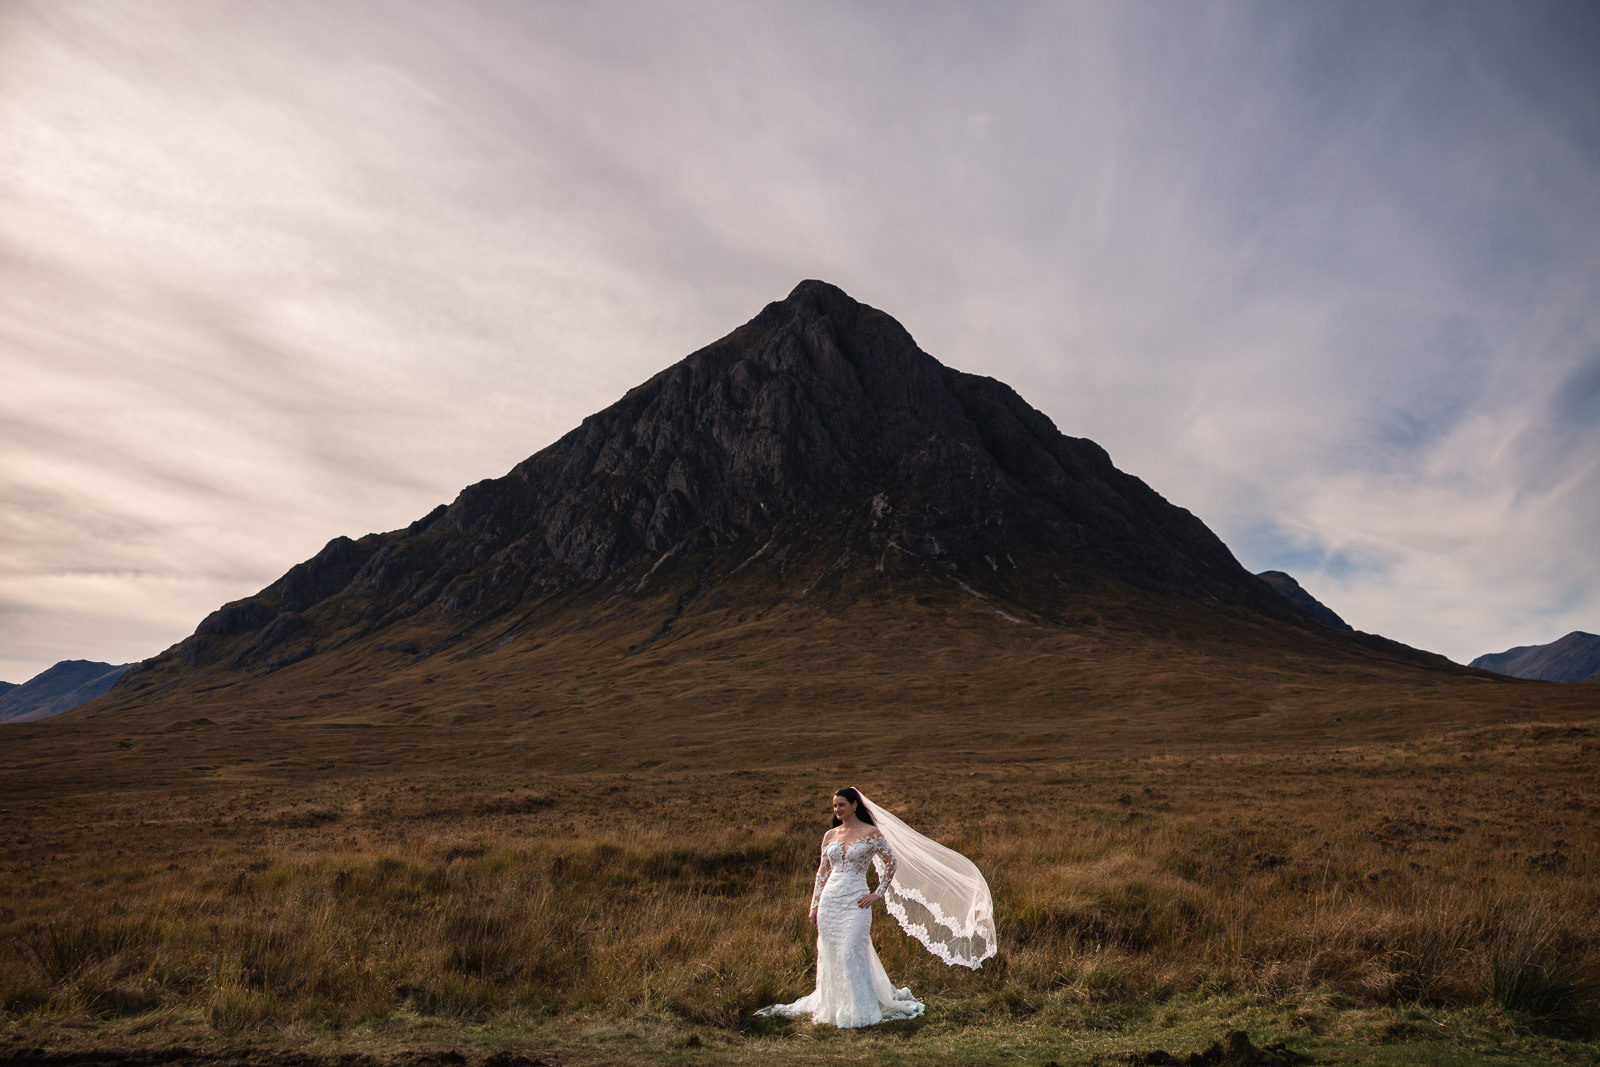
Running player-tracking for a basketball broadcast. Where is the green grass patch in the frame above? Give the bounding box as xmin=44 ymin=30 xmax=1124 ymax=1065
xmin=5 ymin=993 xmax=1599 ymax=1065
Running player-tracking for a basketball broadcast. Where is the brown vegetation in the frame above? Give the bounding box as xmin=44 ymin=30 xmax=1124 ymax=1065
xmin=4 ymin=719 xmax=1597 ymax=1046
xmin=3 ymin=588 xmax=1599 ymax=1062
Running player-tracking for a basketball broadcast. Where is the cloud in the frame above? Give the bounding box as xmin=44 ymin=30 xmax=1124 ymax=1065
xmin=2 ymin=0 xmax=1598 ymax=679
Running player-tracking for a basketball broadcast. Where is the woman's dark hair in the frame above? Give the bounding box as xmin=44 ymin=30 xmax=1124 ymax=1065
xmin=832 ymin=787 xmax=876 ymax=827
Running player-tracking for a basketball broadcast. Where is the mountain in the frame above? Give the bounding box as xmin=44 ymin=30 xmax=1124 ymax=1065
xmin=1256 ymin=571 xmax=1352 ymax=631
xmin=88 ymin=280 xmax=1477 ymax=739
xmin=1470 ymin=631 xmax=1600 ymax=683
xmin=0 ymin=660 xmax=130 ymax=723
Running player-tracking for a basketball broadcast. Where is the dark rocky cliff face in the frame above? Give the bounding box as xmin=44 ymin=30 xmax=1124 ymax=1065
xmin=122 ymin=280 xmax=1304 ymax=687
xmin=1257 ymin=571 xmax=1352 ymax=631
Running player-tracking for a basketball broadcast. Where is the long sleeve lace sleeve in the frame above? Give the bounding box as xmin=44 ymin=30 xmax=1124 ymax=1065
xmin=810 ymin=842 xmax=832 ymax=911
xmin=873 ymin=833 xmax=897 ymax=890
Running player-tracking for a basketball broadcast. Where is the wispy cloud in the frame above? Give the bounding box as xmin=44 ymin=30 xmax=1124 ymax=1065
xmin=3 ymin=0 xmax=1597 ymax=679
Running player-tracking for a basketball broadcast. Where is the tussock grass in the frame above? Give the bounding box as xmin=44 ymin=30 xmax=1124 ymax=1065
xmin=2 ymin=721 xmax=1598 ymax=1060
xmin=2 ymin=837 xmax=811 ymax=1034
xmin=1487 ymin=905 xmax=1600 ymax=1032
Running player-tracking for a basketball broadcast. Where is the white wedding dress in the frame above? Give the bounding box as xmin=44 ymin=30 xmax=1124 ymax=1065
xmin=757 ymin=831 xmax=925 ymax=1028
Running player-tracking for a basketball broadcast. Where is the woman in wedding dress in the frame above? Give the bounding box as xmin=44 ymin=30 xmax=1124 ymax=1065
xmin=756 ymin=786 xmax=997 ymax=1028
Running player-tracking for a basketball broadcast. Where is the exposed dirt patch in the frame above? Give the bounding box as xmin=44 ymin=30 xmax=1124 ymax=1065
xmin=1086 ymin=1029 xmax=1311 ymax=1065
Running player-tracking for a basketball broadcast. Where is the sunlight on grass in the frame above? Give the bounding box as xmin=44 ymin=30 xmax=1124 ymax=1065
xmin=2 ymin=722 xmax=1597 ymax=1064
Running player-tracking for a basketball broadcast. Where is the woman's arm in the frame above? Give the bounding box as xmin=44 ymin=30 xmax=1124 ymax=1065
xmin=880 ymin=834 xmax=898 ymax=885
xmin=809 ymin=835 xmax=834 ymax=926
xmin=858 ymin=833 xmax=896 ymax=908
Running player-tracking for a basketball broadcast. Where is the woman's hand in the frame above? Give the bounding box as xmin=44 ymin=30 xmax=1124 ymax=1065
xmin=809 ymin=907 xmax=818 ymax=928
xmin=856 ymin=892 xmax=880 ymax=909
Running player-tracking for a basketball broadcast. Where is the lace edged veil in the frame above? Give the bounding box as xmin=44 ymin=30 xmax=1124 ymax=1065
xmin=856 ymin=788 xmax=997 ymax=969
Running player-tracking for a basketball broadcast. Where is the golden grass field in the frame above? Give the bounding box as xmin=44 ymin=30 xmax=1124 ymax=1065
xmin=3 ymin=582 xmax=1598 ymax=1065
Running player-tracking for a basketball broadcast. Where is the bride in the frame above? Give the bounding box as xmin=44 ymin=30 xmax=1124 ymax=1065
xmin=755 ymin=786 xmax=997 ymax=1028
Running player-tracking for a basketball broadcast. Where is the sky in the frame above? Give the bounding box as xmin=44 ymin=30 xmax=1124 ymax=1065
xmin=3 ymin=0 xmax=1599 ymax=682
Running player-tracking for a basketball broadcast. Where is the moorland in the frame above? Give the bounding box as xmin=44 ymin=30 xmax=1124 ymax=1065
xmin=3 ymin=581 xmax=1598 ymax=1067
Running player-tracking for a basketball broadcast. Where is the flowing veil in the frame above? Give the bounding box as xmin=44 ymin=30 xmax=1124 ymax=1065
xmin=856 ymin=788 xmax=997 ymax=969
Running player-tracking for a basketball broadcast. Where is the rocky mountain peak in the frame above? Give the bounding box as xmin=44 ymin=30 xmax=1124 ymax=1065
xmin=121 ymin=281 xmax=1306 ymax=687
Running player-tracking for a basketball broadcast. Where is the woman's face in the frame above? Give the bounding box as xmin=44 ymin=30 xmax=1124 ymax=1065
xmin=832 ymin=794 xmax=855 ymax=822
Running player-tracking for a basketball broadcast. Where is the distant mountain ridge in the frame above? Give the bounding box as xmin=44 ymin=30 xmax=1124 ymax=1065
xmin=0 ymin=660 xmax=130 ymax=723
xmin=1470 ymin=631 xmax=1600 ymax=683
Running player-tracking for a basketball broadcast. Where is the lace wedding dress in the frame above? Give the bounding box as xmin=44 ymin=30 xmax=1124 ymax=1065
xmin=757 ymin=830 xmax=925 ymax=1028
xmin=756 ymin=788 xmax=996 ymax=1028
